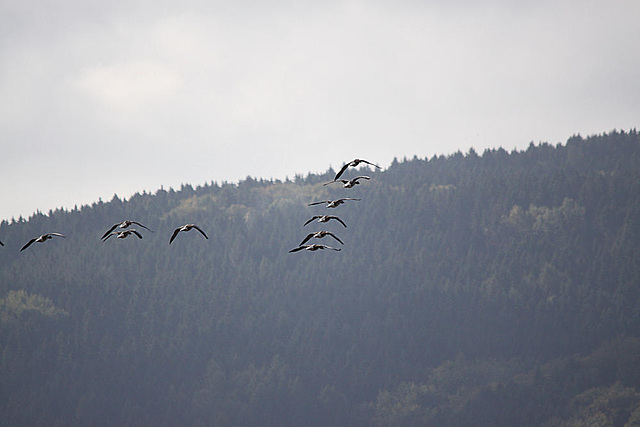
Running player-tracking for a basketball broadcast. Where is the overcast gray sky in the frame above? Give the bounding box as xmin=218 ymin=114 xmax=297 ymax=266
xmin=1 ymin=0 xmax=639 ymax=221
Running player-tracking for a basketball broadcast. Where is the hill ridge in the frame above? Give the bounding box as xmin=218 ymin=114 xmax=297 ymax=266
xmin=1 ymin=129 xmax=640 ymax=425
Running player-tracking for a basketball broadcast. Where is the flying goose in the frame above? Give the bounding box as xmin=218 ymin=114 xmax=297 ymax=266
xmin=307 ymin=198 xmax=361 ymax=208
xmin=324 ymin=176 xmax=370 ymax=188
xmin=20 ymin=233 xmax=65 ymax=252
xmin=289 ymin=244 xmax=341 ymax=253
xmin=103 ymin=229 xmax=143 ymax=242
xmin=334 ymin=158 xmax=380 ymax=180
xmin=299 ymin=231 xmax=344 ymax=246
xmin=101 ymin=220 xmax=153 ymax=240
xmin=169 ymin=224 xmax=209 ymax=244
xmin=303 ymin=215 xmax=347 ymax=228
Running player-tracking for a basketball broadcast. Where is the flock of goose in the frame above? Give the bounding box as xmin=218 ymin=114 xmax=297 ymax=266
xmin=288 ymin=158 xmax=380 ymax=253
xmin=1 ymin=158 xmax=379 ymax=254
xmin=99 ymin=222 xmax=209 ymax=246
xmin=0 ymin=221 xmax=209 ymax=253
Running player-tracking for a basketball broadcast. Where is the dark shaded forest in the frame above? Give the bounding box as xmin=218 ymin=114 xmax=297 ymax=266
xmin=1 ymin=130 xmax=640 ymax=426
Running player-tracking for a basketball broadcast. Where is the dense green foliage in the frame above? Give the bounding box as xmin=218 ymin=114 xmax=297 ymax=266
xmin=1 ymin=130 xmax=640 ymax=425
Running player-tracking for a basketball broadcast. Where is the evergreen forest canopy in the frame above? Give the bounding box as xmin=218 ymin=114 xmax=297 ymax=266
xmin=1 ymin=130 xmax=640 ymax=426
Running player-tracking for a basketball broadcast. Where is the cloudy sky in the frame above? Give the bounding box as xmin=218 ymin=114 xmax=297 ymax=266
xmin=1 ymin=0 xmax=639 ymax=221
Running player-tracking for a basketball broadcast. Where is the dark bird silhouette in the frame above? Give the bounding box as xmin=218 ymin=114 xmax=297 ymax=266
xmin=307 ymin=198 xmax=361 ymax=208
xmin=101 ymin=220 xmax=153 ymax=240
xmin=324 ymin=176 xmax=370 ymax=188
xmin=334 ymin=158 xmax=380 ymax=180
xmin=170 ymin=224 xmax=209 ymax=244
xmin=20 ymin=233 xmax=65 ymax=252
xmin=103 ymin=229 xmax=143 ymax=242
xmin=299 ymin=231 xmax=344 ymax=246
xmin=0 ymin=240 xmax=4 ymax=246
xmin=289 ymin=244 xmax=341 ymax=253
xmin=303 ymin=215 xmax=347 ymax=228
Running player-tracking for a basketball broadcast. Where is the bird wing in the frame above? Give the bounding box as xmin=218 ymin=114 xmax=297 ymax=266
xmin=303 ymin=216 xmax=319 ymax=227
xmin=307 ymin=200 xmax=330 ymax=206
xmin=169 ymin=228 xmax=181 ymax=244
xmin=323 ymin=180 xmax=344 ymax=186
xmin=103 ymin=232 xmax=116 ymax=242
xmin=299 ymin=233 xmax=315 ymax=246
xmin=20 ymin=238 xmax=37 ymax=252
xmin=329 ymin=216 xmax=347 ymax=227
xmin=47 ymin=233 xmax=65 ymax=238
xmin=326 ymin=232 xmax=344 ymax=245
xmin=192 ymin=225 xmax=209 ymax=239
xmin=334 ymin=163 xmax=351 ymax=180
xmin=361 ymin=159 xmax=381 ymax=169
xmin=131 ymin=229 xmax=144 ymax=239
xmin=101 ymin=224 xmax=119 ymax=240
xmin=131 ymin=221 xmax=153 ymax=232
xmin=0 ymin=240 xmax=4 ymax=246
xmin=288 ymin=245 xmax=308 ymax=253
xmin=319 ymin=244 xmax=341 ymax=251
xmin=353 ymin=176 xmax=370 ymax=182
xmin=343 ymin=198 xmax=361 ymax=202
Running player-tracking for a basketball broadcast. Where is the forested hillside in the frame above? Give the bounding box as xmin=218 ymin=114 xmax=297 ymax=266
xmin=1 ymin=130 xmax=640 ymax=426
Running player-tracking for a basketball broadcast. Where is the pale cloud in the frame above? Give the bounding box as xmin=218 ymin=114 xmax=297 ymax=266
xmin=74 ymin=60 xmax=182 ymax=113
xmin=0 ymin=49 xmax=49 ymax=128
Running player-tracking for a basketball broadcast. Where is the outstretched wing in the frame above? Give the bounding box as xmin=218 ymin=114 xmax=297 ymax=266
xmin=299 ymin=233 xmax=315 ymax=246
xmin=47 ymin=233 xmax=65 ymax=239
xmin=103 ymin=232 xmax=117 ymax=242
xmin=20 ymin=238 xmax=37 ymax=252
xmin=288 ymin=245 xmax=308 ymax=253
xmin=323 ymin=180 xmax=345 ymax=186
xmin=303 ymin=216 xmax=319 ymax=227
xmin=353 ymin=176 xmax=370 ymax=182
xmin=307 ymin=200 xmax=330 ymax=206
xmin=131 ymin=221 xmax=153 ymax=232
xmin=361 ymin=159 xmax=381 ymax=169
xmin=326 ymin=232 xmax=344 ymax=245
xmin=101 ymin=224 xmax=119 ymax=240
xmin=169 ymin=228 xmax=181 ymax=244
xmin=334 ymin=163 xmax=351 ymax=180
xmin=131 ymin=229 xmax=144 ymax=239
xmin=329 ymin=216 xmax=347 ymax=227
xmin=0 ymin=240 xmax=4 ymax=246
xmin=192 ymin=225 xmax=209 ymax=239
xmin=320 ymin=244 xmax=341 ymax=251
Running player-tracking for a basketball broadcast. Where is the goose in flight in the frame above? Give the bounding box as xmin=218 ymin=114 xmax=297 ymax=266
xmin=299 ymin=231 xmax=344 ymax=246
xmin=324 ymin=176 xmax=370 ymax=188
xmin=170 ymin=224 xmax=209 ymax=244
xmin=103 ymin=229 xmax=143 ymax=242
xmin=303 ymin=215 xmax=347 ymax=228
xmin=334 ymin=158 xmax=380 ymax=180
xmin=307 ymin=198 xmax=361 ymax=208
xmin=101 ymin=220 xmax=153 ymax=240
xmin=20 ymin=233 xmax=65 ymax=252
xmin=289 ymin=244 xmax=341 ymax=253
